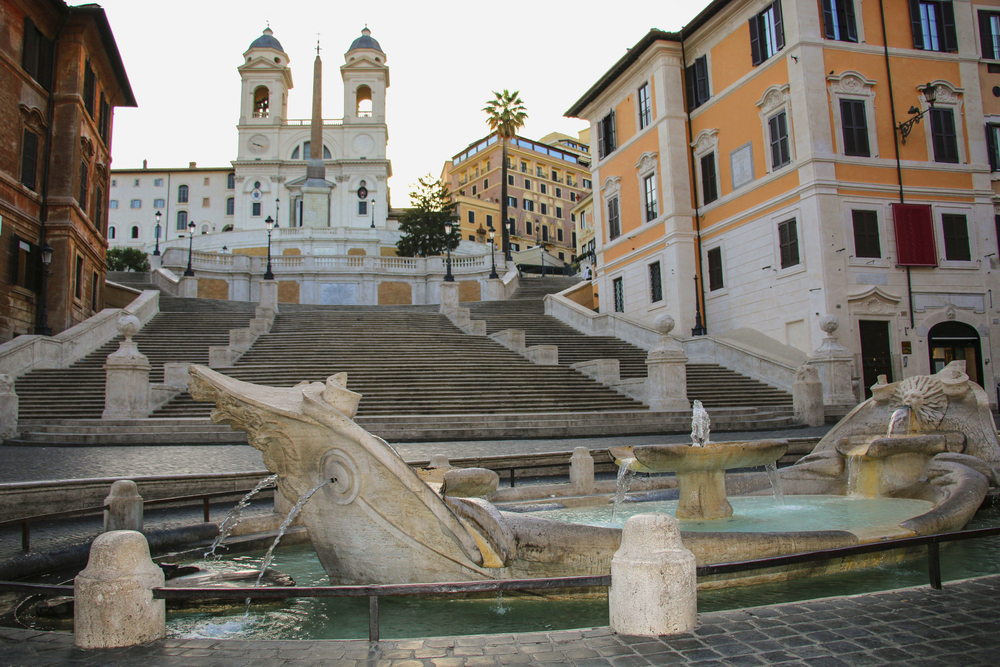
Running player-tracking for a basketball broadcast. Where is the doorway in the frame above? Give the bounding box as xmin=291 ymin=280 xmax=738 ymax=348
xmin=928 ymin=321 xmax=983 ymax=387
xmin=859 ymin=320 xmax=892 ymax=399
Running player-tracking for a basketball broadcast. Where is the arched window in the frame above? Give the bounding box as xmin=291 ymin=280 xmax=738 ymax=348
xmin=176 ymin=210 xmax=188 ymax=231
xmin=177 ymin=184 xmax=189 ymax=203
xmin=357 ymin=85 xmax=373 ymax=117
xmin=222 ymin=224 xmax=234 ymax=232
xmin=253 ymin=86 xmax=270 ymax=118
xmin=108 ymin=226 xmax=116 ymax=240
xmin=226 ymin=197 xmax=234 ymax=215
xmin=130 ymin=225 xmax=139 ymax=239
xmin=227 ymin=173 xmax=235 ymax=189
xmin=293 ymin=142 xmax=332 ymax=160
xmin=201 ymin=224 xmax=210 ymax=235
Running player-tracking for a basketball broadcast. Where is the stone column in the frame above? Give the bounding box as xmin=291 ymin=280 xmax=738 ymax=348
xmin=806 ymin=315 xmax=857 ymax=407
xmin=646 ymin=315 xmax=690 ymax=411
xmin=609 ymin=513 xmax=697 ymax=637
xmin=570 ymin=447 xmax=595 ymax=493
xmin=104 ymin=480 xmax=143 ymax=532
xmin=793 ymin=364 xmax=825 ymax=427
xmin=74 ymin=530 xmax=165 ymax=648
xmin=103 ymin=314 xmax=151 ymax=419
xmin=0 ymin=374 xmax=18 ymax=441
xmin=260 ymin=279 xmax=280 ymax=313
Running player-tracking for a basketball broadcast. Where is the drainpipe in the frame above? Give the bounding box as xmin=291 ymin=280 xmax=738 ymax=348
xmin=681 ymin=36 xmax=707 ymax=336
xmin=879 ymin=0 xmax=916 ymax=329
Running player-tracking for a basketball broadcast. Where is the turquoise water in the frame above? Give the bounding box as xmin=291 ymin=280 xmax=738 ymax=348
xmin=165 ymin=504 xmax=1000 ymax=640
xmin=526 ymin=495 xmax=935 ymax=532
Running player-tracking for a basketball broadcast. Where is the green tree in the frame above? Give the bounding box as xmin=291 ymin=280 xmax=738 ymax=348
xmin=396 ymin=175 xmax=460 ymax=257
xmin=106 ymin=247 xmax=150 ymax=272
xmin=483 ymin=90 xmax=528 ymax=261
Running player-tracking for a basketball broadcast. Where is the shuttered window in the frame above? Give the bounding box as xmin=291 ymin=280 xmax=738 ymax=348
xmin=684 ymin=56 xmax=710 ymax=111
xmin=707 ymin=247 xmax=724 ymax=291
xmin=930 ymin=108 xmax=959 ymax=164
xmin=822 ymin=0 xmax=858 ymax=42
xmin=840 ymin=99 xmax=870 ymax=157
xmin=20 ymin=129 xmax=38 ymax=191
xmin=891 ymin=203 xmax=937 ymax=266
xmin=769 ymin=111 xmax=791 ymax=169
xmin=700 ymin=153 xmax=718 ymax=205
xmin=778 ymin=219 xmax=800 ymax=269
xmin=749 ymin=1 xmax=784 ymax=66
xmin=979 ymin=11 xmax=1000 ymax=59
xmin=909 ymin=0 xmax=957 ymax=52
xmin=649 ymin=262 xmax=663 ymax=303
xmin=608 ymin=197 xmax=621 ymax=240
xmin=852 ymin=210 xmax=881 ymax=258
xmin=942 ymin=214 xmax=971 ymax=261
xmin=598 ymin=111 xmax=617 ymax=158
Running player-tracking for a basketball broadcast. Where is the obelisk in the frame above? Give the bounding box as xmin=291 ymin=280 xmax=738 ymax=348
xmin=301 ymin=42 xmax=332 ymax=227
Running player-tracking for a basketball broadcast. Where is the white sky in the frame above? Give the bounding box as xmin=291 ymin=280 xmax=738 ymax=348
xmin=94 ymin=1 xmax=702 ymax=206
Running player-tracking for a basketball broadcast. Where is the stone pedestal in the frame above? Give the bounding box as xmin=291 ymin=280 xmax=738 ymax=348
xmin=490 ymin=329 xmax=525 ymax=352
xmin=162 ymin=363 xmax=191 ymax=390
xmin=439 ymin=282 xmax=459 ymax=310
xmin=485 ymin=278 xmax=504 ymax=301
xmin=178 ymin=276 xmax=197 ymax=298
xmin=103 ymin=314 xmax=151 ymax=419
xmin=807 ymin=315 xmax=857 ymax=407
xmin=104 ymin=480 xmax=143 ymax=532
xmin=230 ymin=328 xmax=255 ymax=352
xmin=0 ymin=374 xmax=18 ymax=441
xmin=74 ymin=531 xmax=165 ymax=648
xmin=793 ymin=364 xmax=825 ymax=427
xmin=646 ymin=315 xmax=690 ymax=412
xmin=571 ymin=359 xmax=621 ymax=385
xmin=301 ymin=183 xmax=331 ymax=229
xmin=259 ymin=279 xmax=279 ymax=313
xmin=526 ymin=345 xmax=558 ymax=365
xmin=570 ymin=446 xmax=595 ymax=493
xmin=609 ymin=514 xmax=697 ymax=637
xmin=208 ymin=346 xmax=235 ymax=368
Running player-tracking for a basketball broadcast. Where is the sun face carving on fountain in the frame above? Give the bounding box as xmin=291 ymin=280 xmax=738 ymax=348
xmin=894 ymin=375 xmax=948 ymax=430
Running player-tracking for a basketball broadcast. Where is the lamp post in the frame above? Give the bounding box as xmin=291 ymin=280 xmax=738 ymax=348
xmin=370 ymin=198 xmax=376 ymax=229
xmin=488 ymin=228 xmax=499 ymax=279
xmin=153 ymin=210 xmax=162 ymax=256
xmin=444 ymin=219 xmax=455 ymax=282
xmin=184 ymin=220 xmax=196 ymax=276
xmin=35 ymin=243 xmax=53 ymax=335
xmin=536 ymin=223 xmax=545 ymax=277
xmin=264 ymin=216 xmax=275 ymax=280
xmin=897 ymin=83 xmax=938 ymax=145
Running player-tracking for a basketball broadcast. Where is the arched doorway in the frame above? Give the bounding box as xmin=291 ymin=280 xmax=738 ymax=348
xmin=928 ymin=321 xmax=983 ymax=386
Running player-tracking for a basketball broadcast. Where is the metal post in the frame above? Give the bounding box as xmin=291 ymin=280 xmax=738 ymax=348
xmin=368 ymin=595 xmax=380 ymax=643
xmin=264 ymin=227 xmax=274 ymax=280
xmin=489 ymin=229 xmax=498 ymax=280
xmin=927 ymin=541 xmax=942 ymax=589
xmin=184 ymin=224 xmax=195 ymax=277
xmin=370 ymin=198 xmax=376 ymax=229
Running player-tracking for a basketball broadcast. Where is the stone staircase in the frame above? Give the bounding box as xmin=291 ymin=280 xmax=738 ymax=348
xmin=467 ymin=279 xmax=794 ymax=411
xmin=106 ymin=271 xmax=160 ymax=292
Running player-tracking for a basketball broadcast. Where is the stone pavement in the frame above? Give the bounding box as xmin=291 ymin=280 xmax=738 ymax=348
xmin=0 ymin=574 xmax=996 ymax=666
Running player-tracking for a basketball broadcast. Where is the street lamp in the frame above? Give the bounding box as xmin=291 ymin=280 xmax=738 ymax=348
xmin=370 ymin=198 xmax=376 ymax=229
xmin=536 ymin=223 xmax=545 ymax=277
xmin=897 ymin=83 xmax=938 ymax=145
xmin=488 ymin=228 xmax=498 ymax=279
xmin=153 ymin=210 xmax=162 ymax=256
xmin=444 ymin=219 xmax=455 ymax=282
xmin=35 ymin=243 xmax=53 ymax=335
xmin=264 ymin=216 xmax=275 ymax=281
xmin=184 ymin=220 xmax=196 ymax=276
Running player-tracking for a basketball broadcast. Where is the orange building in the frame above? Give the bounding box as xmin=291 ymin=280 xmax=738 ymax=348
xmin=567 ymin=0 xmax=1000 ymax=398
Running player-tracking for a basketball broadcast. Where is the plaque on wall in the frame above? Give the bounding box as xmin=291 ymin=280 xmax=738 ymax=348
xmin=730 ymin=142 xmax=754 ymax=190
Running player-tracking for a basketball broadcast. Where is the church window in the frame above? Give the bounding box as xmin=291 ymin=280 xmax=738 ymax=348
xmin=226 ymin=197 xmax=234 ymax=215
xmin=176 ymin=210 xmax=187 ymax=231
xmin=359 ymin=200 xmax=368 ymax=215
xmin=201 ymin=224 xmax=210 ymax=235
xmin=252 ymin=202 xmax=261 ymax=216
xmin=253 ymin=86 xmax=270 ymax=118
xmin=227 ymin=173 xmax=235 ymax=189
xmin=109 ymin=226 xmax=116 ymax=239
xmin=357 ymin=85 xmax=373 ymax=117
xmin=178 ymin=184 xmax=189 ymax=203
xmin=131 ymin=225 xmax=139 ymax=239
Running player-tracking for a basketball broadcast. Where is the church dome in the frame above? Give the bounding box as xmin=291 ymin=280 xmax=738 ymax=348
xmin=348 ymin=27 xmax=383 ymax=53
xmin=248 ymin=28 xmax=285 ymax=53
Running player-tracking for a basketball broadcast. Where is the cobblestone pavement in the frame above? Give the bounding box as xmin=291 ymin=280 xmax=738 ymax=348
xmin=0 ymin=574 xmax=996 ymax=666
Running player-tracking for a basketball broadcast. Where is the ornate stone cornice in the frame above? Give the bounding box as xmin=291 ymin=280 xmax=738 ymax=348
xmin=634 ymin=152 xmax=658 ymax=174
xmin=690 ymin=129 xmax=719 ymax=154
xmin=601 ymin=176 xmax=621 ymax=202
xmin=755 ymin=83 xmax=790 ymax=115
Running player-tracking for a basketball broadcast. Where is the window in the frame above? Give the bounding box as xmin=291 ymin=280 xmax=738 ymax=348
xmin=556 ymin=207 xmax=563 ymax=218
xmin=526 ymin=220 xmax=533 ymax=235
xmin=608 ymin=197 xmax=621 ymax=240
xmin=556 ymin=187 xmax=562 ymax=198
xmin=21 ymin=16 xmax=54 ymax=90
xmin=598 ymin=110 xmax=617 ymax=159
xmin=203 ymin=177 xmax=210 ymax=186
xmin=484 ymin=179 xmax=489 ymax=189
xmin=95 ymin=187 xmax=103 ymax=229
xmin=750 ymin=1 xmax=785 ymax=66
xmin=227 ymin=173 xmax=235 ymax=189
xmin=472 ymin=185 xmax=476 ymax=195
xmin=823 ymin=0 xmax=858 ymax=42
xmin=133 ymin=179 xmax=139 ymax=186
xmin=942 ymin=214 xmax=971 ymax=261
xmin=178 ymin=185 xmax=189 ymax=203
xmin=359 ymin=200 xmax=368 ymax=215
xmin=507 ymin=196 xmax=517 ymax=208
xmin=542 ymin=226 xmax=549 ymax=241
xmin=508 ymin=175 xmax=514 ymax=186
xmin=130 ymin=199 xmax=141 ymax=209
xmin=176 ymin=210 xmax=187 ymax=231
xmin=111 ymin=179 xmax=116 ymax=187
xmin=202 ymin=197 xmax=210 ymax=208
xmin=643 ymin=174 xmax=658 ymax=221
xmin=109 ymin=226 xmax=116 ymax=240
xmin=75 ymin=255 xmax=84 ymax=300
xmin=570 ymin=192 xmax=576 ymax=202
xmin=467 ymin=210 xmax=475 ymax=223
xmin=130 ymin=225 xmax=139 ymax=239
xmin=987 ymin=124 xmax=1000 ymax=171
xmin=707 ymin=248 xmax=724 ymax=291
xmin=78 ymin=161 xmax=89 ymax=210
xmin=83 ymin=59 xmax=96 ymax=118
xmin=647 ymin=262 xmax=663 ymax=302
xmin=852 ymin=210 xmax=881 ymax=258
xmin=768 ymin=111 xmax=791 ymax=169
xmin=910 ymin=0 xmax=957 ymax=52
xmin=540 ymin=184 xmax=547 ymax=195
xmin=153 ymin=198 xmax=165 ymax=208
xmin=557 ymin=228 xmax=564 ymax=242
xmin=930 ymin=108 xmax=959 ymax=163
xmin=701 ymin=153 xmax=718 ymax=205
xmin=20 ymin=129 xmax=38 ymax=191
xmin=638 ymin=82 xmax=652 ymax=128
xmin=685 ymin=56 xmax=710 ymax=111
xmin=540 ymin=203 xmax=547 ymax=215
xmin=778 ymin=218 xmax=800 ymax=268
xmin=486 ymin=214 xmax=493 ymax=228
xmin=252 ymin=202 xmax=261 ymax=217
xmin=521 ymin=162 xmax=528 ymax=172
xmin=613 ymin=277 xmax=625 ymax=312
xmin=11 ymin=237 xmax=36 ymax=290
xmin=524 ymin=199 xmax=534 ymax=212
xmin=840 ymin=99 xmax=870 ymax=157
xmin=92 ymin=271 xmax=99 ymax=311
xmin=525 ymin=179 xmax=531 ymax=190
xmin=154 ymin=178 xmax=164 ymax=187
xmin=109 ymin=200 xmax=119 ymax=209
xmin=583 ymin=179 xmax=592 ymax=189
xmin=226 ymin=197 xmax=235 ymax=215
xmin=981 ymin=11 xmax=1000 ymax=59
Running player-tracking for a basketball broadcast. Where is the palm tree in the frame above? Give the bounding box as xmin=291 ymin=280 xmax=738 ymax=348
xmin=483 ymin=90 xmax=527 ymax=262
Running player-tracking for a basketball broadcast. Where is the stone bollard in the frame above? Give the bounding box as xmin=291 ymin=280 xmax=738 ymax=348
xmin=439 ymin=281 xmax=459 ymax=311
xmin=104 ymin=480 xmax=144 ymax=532
xmin=609 ymin=513 xmax=697 ymax=637
xmin=646 ymin=315 xmax=690 ymax=411
xmin=103 ymin=314 xmax=151 ymax=419
xmin=570 ymin=446 xmax=595 ymax=493
xmin=430 ymin=454 xmax=451 ymax=468
xmin=0 ymin=374 xmax=18 ymax=441
xmin=806 ymin=315 xmax=857 ymax=407
xmin=793 ymin=364 xmax=825 ymax=427
xmin=260 ymin=279 xmax=280 ymax=313
xmin=74 ymin=530 xmax=165 ymax=649
xmin=178 ymin=275 xmax=197 ymax=298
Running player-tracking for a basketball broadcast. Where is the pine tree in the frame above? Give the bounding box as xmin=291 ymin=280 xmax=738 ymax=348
xmin=396 ymin=175 xmax=460 ymax=257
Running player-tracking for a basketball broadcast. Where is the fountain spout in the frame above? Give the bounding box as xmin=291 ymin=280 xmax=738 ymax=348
xmin=691 ymin=400 xmax=710 ymax=447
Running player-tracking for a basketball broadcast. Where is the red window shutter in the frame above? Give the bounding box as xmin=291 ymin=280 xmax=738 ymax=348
xmin=891 ymin=203 xmax=937 ymax=266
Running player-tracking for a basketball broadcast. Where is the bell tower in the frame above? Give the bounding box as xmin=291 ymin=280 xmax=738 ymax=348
xmin=341 ymin=27 xmax=388 ymax=126
xmin=236 ymin=28 xmax=293 ymax=160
